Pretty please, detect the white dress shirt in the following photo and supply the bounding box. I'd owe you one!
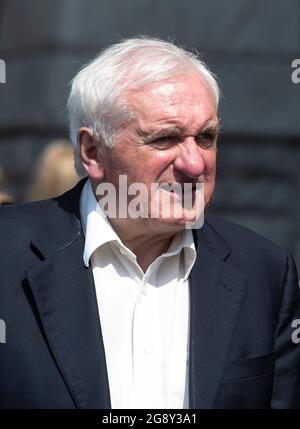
[79,180,197,409]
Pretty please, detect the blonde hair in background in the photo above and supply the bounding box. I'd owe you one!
[0,165,14,205]
[0,192,14,205]
[27,139,79,201]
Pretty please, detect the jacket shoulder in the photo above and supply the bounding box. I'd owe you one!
[204,214,291,263]
[0,199,56,230]
[0,178,85,236]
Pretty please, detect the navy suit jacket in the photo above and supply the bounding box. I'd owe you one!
[0,178,300,409]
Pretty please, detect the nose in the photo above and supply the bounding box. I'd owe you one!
[173,137,205,178]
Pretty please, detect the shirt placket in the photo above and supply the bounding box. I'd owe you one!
[132,269,166,408]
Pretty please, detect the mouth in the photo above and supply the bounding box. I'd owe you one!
[160,184,181,196]
[159,183,200,204]
[160,183,198,192]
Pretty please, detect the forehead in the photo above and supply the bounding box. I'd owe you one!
[124,74,217,130]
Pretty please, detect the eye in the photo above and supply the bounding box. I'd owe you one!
[153,136,172,143]
[149,135,181,149]
[153,135,180,143]
[196,132,217,149]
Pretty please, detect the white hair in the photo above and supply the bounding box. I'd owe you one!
[67,36,220,175]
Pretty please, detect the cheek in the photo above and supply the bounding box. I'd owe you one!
[134,150,173,181]
[204,152,216,176]
[151,150,176,172]
[106,149,134,179]
[107,143,176,184]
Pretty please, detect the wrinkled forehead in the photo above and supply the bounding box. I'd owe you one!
[122,74,217,129]
[124,74,216,114]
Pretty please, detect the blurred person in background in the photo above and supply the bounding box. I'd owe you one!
[0,165,15,205]
[27,139,79,201]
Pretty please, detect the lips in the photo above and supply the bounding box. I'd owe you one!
[160,183,182,194]
[160,182,198,190]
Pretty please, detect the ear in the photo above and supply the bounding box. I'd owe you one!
[77,127,105,180]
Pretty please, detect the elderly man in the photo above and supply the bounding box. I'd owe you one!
[0,37,300,409]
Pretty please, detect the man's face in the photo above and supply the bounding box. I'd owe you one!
[95,73,218,232]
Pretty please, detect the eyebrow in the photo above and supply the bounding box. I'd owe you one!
[137,120,220,141]
[137,126,184,141]
[197,120,220,135]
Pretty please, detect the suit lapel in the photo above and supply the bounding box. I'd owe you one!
[189,224,246,408]
[25,180,111,409]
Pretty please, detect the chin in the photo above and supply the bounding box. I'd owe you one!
[154,212,202,231]
[151,217,187,232]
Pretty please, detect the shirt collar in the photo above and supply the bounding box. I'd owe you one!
[164,228,196,281]
[80,179,197,276]
[80,180,123,266]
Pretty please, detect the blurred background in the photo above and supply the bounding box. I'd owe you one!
[0,0,299,270]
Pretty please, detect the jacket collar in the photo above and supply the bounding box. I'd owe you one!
[188,221,246,408]
[27,178,111,409]
[30,178,87,259]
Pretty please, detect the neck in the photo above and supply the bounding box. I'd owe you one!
[108,217,179,272]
